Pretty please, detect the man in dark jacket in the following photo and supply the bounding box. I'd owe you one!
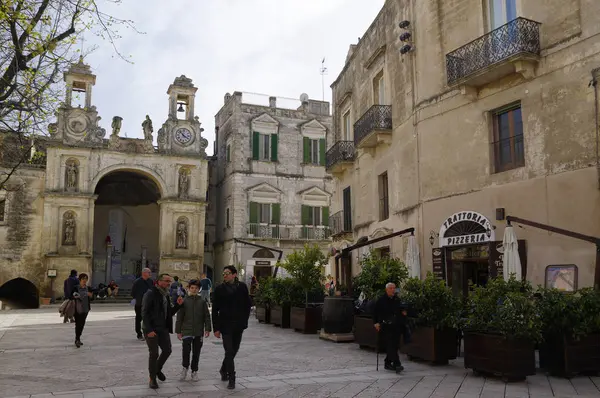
[373,282,407,373]
[131,267,154,340]
[62,270,78,323]
[142,273,183,389]
[212,266,251,390]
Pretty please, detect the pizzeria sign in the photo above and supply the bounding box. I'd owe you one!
[438,211,495,247]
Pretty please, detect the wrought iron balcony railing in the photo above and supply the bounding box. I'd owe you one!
[329,210,352,236]
[354,105,392,148]
[246,223,331,240]
[326,140,355,170]
[446,18,541,86]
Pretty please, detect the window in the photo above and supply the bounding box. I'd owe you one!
[226,208,230,228]
[0,199,5,222]
[492,104,524,173]
[258,203,271,224]
[249,202,280,225]
[489,0,517,30]
[226,144,231,162]
[303,137,326,166]
[378,172,389,221]
[378,246,391,259]
[373,72,385,105]
[252,132,278,161]
[342,187,352,232]
[342,111,351,141]
[301,205,329,239]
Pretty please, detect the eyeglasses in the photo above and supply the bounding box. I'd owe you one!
[222,271,232,275]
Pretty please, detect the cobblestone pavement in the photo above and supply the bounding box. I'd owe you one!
[0,306,599,398]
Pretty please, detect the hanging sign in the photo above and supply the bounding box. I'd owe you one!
[438,211,495,247]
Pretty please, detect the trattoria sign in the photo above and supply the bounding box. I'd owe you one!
[438,211,495,247]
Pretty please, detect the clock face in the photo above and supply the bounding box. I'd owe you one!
[175,128,193,145]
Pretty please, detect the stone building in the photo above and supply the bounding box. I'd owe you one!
[210,92,333,283]
[328,0,600,293]
[0,60,209,305]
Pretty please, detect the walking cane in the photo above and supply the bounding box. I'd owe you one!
[376,329,380,371]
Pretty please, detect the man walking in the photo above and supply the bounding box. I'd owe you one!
[142,273,183,389]
[373,282,407,373]
[212,266,251,390]
[132,268,154,340]
[62,270,78,323]
[199,273,212,305]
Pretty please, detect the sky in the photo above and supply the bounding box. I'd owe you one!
[80,0,385,155]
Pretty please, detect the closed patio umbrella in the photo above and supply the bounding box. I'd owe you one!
[502,226,522,281]
[405,234,421,279]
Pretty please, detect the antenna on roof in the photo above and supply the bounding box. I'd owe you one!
[320,58,328,102]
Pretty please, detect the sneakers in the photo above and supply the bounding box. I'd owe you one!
[149,377,159,389]
[396,364,405,373]
[156,371,166,382]
[137,334,145,341]
[179,367,188,381]
[191,371,198,381]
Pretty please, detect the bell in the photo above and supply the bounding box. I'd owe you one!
[177,103,185,113]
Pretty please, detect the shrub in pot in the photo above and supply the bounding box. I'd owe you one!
[462,277,542,380]
[536,287,600,377]
[254,276,273,324]
[352,251,409,350]
[270,277,303,328]
[281,244,326,334]
[400,273,462,364]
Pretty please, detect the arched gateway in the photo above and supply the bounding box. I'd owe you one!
[32,60,210,297]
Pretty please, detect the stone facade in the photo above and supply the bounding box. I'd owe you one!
[209,92,333,283]
[0,60,209,301]
[328,0,600,290]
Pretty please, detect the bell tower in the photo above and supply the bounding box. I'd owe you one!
[47,58,106,146]
[157,75,208,156]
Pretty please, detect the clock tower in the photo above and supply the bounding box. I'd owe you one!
[157,75,208,156]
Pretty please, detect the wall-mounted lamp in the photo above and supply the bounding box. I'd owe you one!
[428,230,439,246]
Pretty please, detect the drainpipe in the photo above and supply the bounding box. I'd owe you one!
[591,68,600,189]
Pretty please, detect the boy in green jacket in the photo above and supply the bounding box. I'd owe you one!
[175,279,212,381]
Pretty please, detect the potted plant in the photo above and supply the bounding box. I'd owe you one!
[282,245,326,334]
[270,277,303,328]
[353,251,409,350]
[462,277,542,381]
[400,273,462,364]
[536,287,600,377]
[254,276,273,324]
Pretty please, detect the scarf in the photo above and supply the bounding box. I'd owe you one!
[157,286,169,317]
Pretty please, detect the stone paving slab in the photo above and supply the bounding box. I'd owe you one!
[1,307,599,397]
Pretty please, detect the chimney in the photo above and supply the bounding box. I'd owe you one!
[269,96,277,108]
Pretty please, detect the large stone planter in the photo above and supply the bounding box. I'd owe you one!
[400,325,458,365]
[271,304,291,328]
[354,315,381,352]
[539,333,600,377]
[464,332,535,381]
[255,304,270,324]
[322,297,354,334]
[291,305,322,334]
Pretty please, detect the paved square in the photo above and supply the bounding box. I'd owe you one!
[0,305,598,397]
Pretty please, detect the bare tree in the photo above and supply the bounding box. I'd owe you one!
[0,0,140,189]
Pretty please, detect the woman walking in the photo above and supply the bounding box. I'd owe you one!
[71,273,93,348]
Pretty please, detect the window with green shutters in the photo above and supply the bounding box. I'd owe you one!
[303,137,326,166]
[249,202,281,238]
[300,205,329,239]
[252,132,278,161]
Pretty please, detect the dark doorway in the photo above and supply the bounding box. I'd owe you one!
[0,278,40,309]
[446,244,490,298]
[254,266,272,281]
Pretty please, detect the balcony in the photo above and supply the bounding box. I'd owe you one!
[446,18,541,88]
[329,210,352,237]
[326,141,355,176]
[354,105,392,149]
[246,223,331,240]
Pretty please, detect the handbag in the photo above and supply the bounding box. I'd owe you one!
[65,300,76,318]
[58,300,69,315]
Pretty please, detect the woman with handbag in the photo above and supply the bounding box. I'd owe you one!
[71,273,93,348]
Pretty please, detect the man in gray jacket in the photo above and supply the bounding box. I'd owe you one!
[175,279,211,381]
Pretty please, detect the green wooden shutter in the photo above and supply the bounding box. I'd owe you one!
[303,137,310,163]
[319,138,326,166]
[226,145,231,162]
[301,205,310,225]
[322,206,329,226]
[270,134,278,161]
[271,203,281,224]
[249,202,258,223]
[252,132,260,160]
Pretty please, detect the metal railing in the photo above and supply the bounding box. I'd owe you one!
[446,18,541,85]
[325,140,355,169]
[329,210,352,236]
[353,105,392,147]
[246,223,331,240]
[491,134,525,173]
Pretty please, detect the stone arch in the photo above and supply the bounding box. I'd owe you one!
[91,164,167,197]
[175,216,189,249]
[62,210,77,246]
[0,277,39,309]
[253,248,275,258]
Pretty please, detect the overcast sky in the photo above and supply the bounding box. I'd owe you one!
[81,0,384,154]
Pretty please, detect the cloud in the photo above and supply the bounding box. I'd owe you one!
[84,0,384,153]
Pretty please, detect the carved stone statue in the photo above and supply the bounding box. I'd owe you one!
[176,219,188,249]
[142,115,153,141]
[111,116,123,136]
[65,161,78,191]
[178,169,189,198]
[63,212,76,246]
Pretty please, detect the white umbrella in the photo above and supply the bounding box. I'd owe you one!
[502,226,522,281]
[405,235,421,279]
